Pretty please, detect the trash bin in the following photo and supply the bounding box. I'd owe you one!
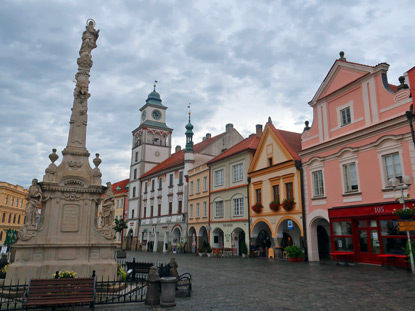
[160,276,177,307]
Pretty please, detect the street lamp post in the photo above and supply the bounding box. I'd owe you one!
[388,176,414,274]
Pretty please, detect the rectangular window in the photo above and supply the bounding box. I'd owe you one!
[255,188,262,205]
[116,200,119,209]
[196,179,200,193]
[268,158,273,166]
[233,198,244,216]
[18,215,21,224]
[332,221,353,252]
[158,178,162,190]
[134,168,137,179]
[190,181,194,195]
[141,207,144,218]
[20,200,22,208]
[178,201,182,214]
[312,170,324,197]
[196,203,200,218]
[10,197,14,206]
[215,169,224,186]
[189,204,193,219]
[2,213,5,222]
[132,187,136,198]
[203,176,208,192]
[8,214,11,223]
[169,174,173,187]
[158,204,161,216]
[343,163,358,192]
[340,107,351,126]
[179,171,183,185]
[286,182,294,200]
[203,201,207,217]
[272,185,280,202]
[135,151,138,162]
[144,182,148,193]
[150,206,153,217]
[169,202,172,215]
[215,201,224,218]
[151,180,155,191]
[383,153,402,182]
[15,198,19,207]
[4,195,8,204]
[233,163,243,182]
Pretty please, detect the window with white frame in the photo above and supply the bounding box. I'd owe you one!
[383,153,402,182]
[203,176,208,191]
[343,162,359,192]
[190,181,194,195]
[312,170,325,197]
[196,179,200,193]
[340,107,351,126]
[196,203,200,218]
[215,169,224,186]
[233,197,244,216]
[10,197,14,206]
[232,163,243,182]
[203,201,207,217]
[215,200,224,218]
[4,195,7,204]
[189,204,193,219]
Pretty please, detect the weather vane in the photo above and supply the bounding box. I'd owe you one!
[188,102,191,116]
[154,80,158,91]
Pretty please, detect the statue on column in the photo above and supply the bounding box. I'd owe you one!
[25,178,42,227]
[101,182,115,228]
[80,20,100,56]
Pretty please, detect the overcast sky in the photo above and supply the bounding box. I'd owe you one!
[1,0,414,188]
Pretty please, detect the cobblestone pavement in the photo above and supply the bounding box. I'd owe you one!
[93,251,415,311]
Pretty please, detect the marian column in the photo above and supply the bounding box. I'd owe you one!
[6,20,118,283]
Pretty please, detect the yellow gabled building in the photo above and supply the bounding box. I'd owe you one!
[248,121,305,257]
[0,182,27,246]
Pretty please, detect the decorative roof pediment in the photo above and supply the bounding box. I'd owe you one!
[310,60,375,106]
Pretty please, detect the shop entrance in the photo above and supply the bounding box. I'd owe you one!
[354,219,381,264]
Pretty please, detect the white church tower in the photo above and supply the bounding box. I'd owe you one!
[125,83,172,249]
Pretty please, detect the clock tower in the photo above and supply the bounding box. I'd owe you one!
[126,85,172,249]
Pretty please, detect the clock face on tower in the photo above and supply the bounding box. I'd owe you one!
[152,109,162,120]
[142,111,146,121]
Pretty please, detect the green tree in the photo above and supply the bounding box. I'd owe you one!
[113,218,128,234]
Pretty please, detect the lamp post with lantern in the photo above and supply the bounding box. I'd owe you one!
[388,176,414,274]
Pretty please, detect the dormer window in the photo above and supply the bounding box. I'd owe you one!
[340,107,351,126]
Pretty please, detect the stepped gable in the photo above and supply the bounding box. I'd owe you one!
[140,132,227,179]
[269,123,301,160]
[208,134,260,164]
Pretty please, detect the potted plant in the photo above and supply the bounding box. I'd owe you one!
[117,263,127,281]
[282,198,295,211]
[251,203,263,214]
[240,240,248,258]
[394,207,415,220]
[284,245,304,262]
[269,200,280,212]
[206,244,213,257]
[0,263,9,279]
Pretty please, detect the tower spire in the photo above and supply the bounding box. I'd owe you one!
[185,103,194,152]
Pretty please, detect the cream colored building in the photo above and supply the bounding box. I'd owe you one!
[0,182,27,245]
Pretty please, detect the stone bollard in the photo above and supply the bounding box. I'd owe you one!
[160,276,177,307]
[145,266,161,306]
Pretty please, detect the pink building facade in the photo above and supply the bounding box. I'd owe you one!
[301,53,415,265]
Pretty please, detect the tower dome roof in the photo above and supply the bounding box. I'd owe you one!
[146,89,162,106]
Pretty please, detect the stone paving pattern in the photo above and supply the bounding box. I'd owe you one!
[90,251,415,311]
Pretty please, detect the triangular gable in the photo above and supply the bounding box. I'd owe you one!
[248,124,300,173]
[310,60,373,106]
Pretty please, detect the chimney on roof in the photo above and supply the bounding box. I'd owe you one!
[267,117,272,124]
[206,133,211,140]
[226,123,233,132]
[175,145,181,153]
[256,124,263,138]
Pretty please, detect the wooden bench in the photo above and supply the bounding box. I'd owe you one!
[23,277,96,310]
[176,272,192,297]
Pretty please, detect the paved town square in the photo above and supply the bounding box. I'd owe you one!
[92,251,415,311]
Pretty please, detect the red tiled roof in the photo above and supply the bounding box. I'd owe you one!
[208,134,260,164]
[112,179,129,195]
[140,132,227,179]
[268,123,301,160]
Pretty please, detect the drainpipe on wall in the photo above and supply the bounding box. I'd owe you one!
[247,176,251,244]
[295,160,308,261]
[208,167,211,243]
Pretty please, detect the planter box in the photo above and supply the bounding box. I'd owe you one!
[288,257,303,262]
